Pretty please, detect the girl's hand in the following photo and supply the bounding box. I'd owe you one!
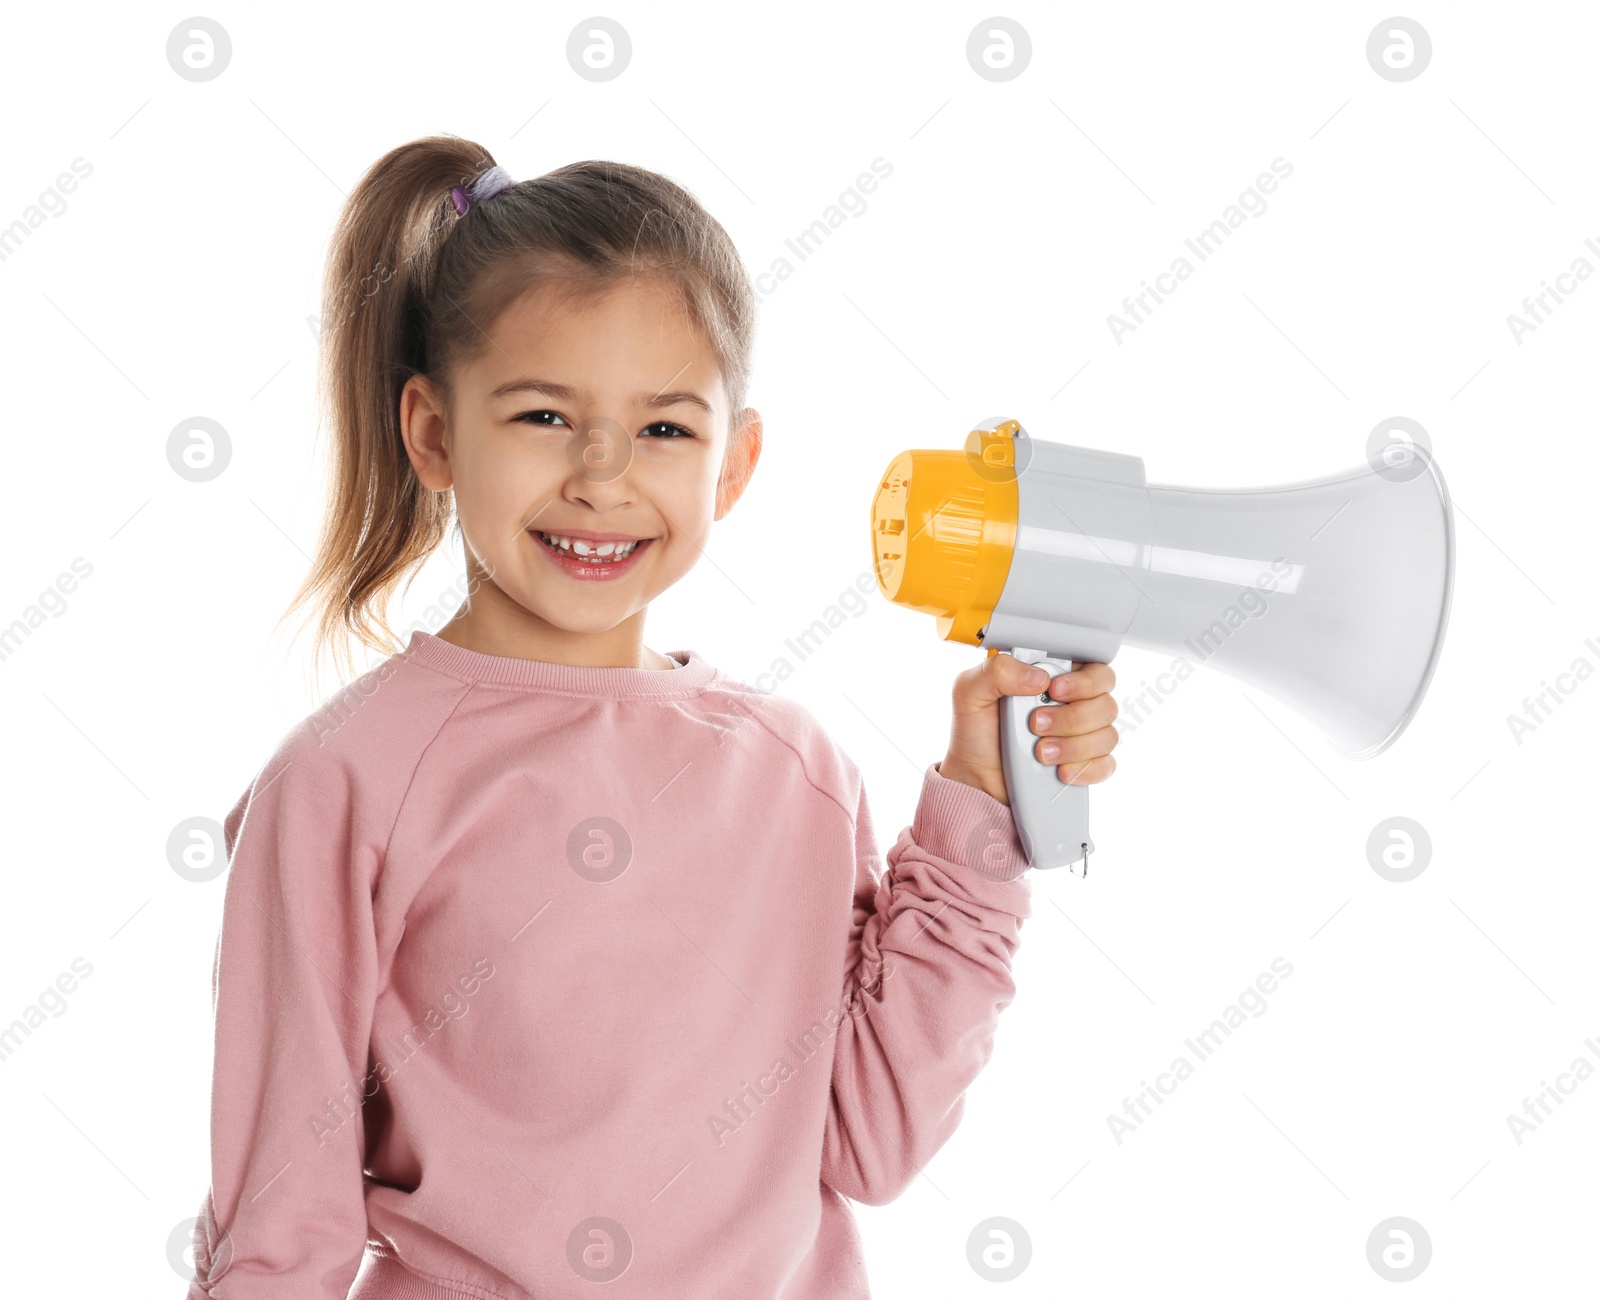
[936,652,1119,807]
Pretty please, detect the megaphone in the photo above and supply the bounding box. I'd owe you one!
[870,418,1454,874]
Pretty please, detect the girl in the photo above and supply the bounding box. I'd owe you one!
[187,135,1118,1300]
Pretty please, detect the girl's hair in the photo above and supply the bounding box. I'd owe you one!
[276,134,757,689]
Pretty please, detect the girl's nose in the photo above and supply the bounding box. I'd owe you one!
[563,415,635,486]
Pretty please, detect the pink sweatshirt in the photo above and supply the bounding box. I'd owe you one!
[187,629,1033,1299]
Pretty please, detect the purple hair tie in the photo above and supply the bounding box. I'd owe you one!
[450,164,516,215]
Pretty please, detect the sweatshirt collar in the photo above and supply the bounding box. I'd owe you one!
[404,630,720,697]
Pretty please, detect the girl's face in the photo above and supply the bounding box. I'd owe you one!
[400,273,760,650]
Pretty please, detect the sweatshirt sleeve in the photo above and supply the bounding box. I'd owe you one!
[821,759,1033,1207]
[187,732,382,1299]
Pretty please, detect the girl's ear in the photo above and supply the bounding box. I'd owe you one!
[715,407,763,519]
[399,373,454,491]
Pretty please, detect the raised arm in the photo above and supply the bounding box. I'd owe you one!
[821,760,1032,1206]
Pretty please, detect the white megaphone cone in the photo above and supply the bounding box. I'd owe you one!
[870,418,1454,874]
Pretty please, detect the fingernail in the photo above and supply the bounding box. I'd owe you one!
[1041,742,1060,760]
[1029,668,1048,688]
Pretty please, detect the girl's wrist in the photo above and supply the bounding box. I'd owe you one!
[935,757,1010,806]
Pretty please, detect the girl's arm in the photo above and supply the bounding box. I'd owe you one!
[821,760,1032,1206]
[188,735,382,1300]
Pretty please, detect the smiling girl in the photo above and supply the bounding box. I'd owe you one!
[186,135,1117,1300]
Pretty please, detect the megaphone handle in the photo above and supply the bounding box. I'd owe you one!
[999,656,1093,874]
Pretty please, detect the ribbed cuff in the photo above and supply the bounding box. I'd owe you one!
[910,761,1031,881]
[348,1250,507,1300]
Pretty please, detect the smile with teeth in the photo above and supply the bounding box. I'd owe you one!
[534,531,646,563]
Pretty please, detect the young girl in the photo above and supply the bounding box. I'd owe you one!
[187,134,1118,1300]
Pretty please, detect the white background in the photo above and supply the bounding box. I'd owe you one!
[1,2,1595,1296]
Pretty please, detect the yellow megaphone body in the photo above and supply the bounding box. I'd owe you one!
[870,417,1454,874]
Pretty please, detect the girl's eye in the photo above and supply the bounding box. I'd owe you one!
[512,412,693,439]
[513,409,569,428]
[642,421,696,440]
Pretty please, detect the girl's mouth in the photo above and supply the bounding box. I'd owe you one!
[530,529,653,581]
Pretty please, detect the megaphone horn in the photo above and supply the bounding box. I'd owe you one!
[870,417,1454,874]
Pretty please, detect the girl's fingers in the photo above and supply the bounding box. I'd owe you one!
[1055,753,1117,786]
[1050,661,1116,700]
[1031,694,1119,738]
[1035,725,1119,766]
